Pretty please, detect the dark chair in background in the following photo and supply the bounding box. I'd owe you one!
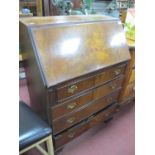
[19,101,54,155]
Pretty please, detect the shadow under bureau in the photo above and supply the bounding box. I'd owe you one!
[19,15,131,152]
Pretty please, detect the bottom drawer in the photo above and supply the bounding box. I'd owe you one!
[54,103,117,149]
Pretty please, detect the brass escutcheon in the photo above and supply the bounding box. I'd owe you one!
[68,85,78,94]
[114,69,121,76]
[68,132,75,138]
[67,102,77,110]
[67,117,76,124]
[109,84,116,90]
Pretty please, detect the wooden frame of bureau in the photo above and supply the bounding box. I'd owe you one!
[118,46,135,107]
[19,15,131,153]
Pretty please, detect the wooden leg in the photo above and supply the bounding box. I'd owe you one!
[46,135,54,155]
[36,144,48,155]
[20,135,54,155]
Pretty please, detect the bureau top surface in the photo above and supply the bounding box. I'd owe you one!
[26,16,130,87]
[20,15,117,26]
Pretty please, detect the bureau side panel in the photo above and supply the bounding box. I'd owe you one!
[118,48,135,103]
[19,22,50,122]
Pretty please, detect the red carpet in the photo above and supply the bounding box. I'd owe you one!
[20,79,135,155]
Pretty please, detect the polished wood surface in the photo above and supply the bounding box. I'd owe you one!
[51,75,123,119]
[19,16,130,150]
[30,19,130,87]
[55,64,125,101]
[20,15,117,26]
[93,77,123,100]
[54,103,117,149]
[52,90,120,134]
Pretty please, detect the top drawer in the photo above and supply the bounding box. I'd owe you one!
[55,64,126,101]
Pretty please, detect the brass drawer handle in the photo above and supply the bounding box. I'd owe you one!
[68,132,76,138]
[109,84,116,90]
[67,117,76,124]
[114,69,121,76]
[68,85,78,94]
[67,102,77,110]
[87,115,95,121]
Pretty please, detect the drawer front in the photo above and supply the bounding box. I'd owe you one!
[51,77,124,120]
[52,90,120,134]
[56,64,126,101]
[93,77,123,100]
[54,103,117,149]
[52,92,93,119]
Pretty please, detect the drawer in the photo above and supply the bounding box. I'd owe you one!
[54,103,117,149]
[52,90,120,134]
[56,64,126,101]
[52,92,93,120]
[51,77,123,120]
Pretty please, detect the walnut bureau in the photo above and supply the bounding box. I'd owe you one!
[19,15,131,152]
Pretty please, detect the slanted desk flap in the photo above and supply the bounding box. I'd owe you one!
[29,17,130,87]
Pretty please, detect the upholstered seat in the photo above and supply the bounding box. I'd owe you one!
[19,101,54,155]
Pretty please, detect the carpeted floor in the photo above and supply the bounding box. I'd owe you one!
[19,78,135,155]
